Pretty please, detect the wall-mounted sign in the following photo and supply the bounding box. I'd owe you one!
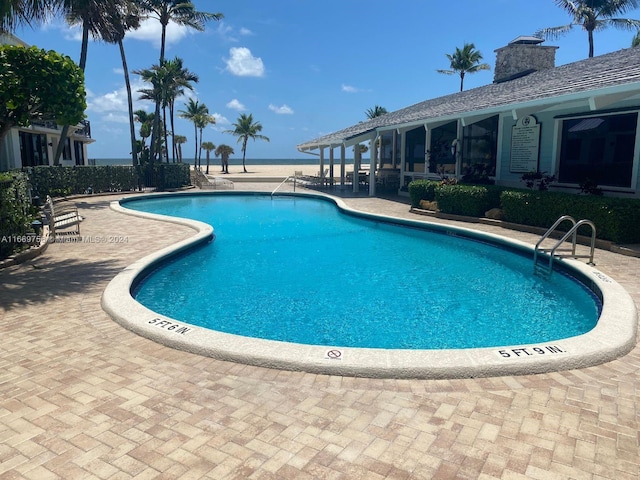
[510,115,540,173]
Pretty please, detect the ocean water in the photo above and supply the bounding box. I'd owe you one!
[91,158,355,167]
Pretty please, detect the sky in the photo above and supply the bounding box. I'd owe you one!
[11,0,640,160]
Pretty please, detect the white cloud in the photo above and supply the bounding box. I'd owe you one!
[86,78,150,117]
[215,22,254,42]
[269,104,294,115]
[226,99,246,111]
[210,113,230,130]
[125,18,189,49]
[341,84,359,93]
[225,47,265,77]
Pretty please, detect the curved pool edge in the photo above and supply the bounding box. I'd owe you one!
[101,191,638,379]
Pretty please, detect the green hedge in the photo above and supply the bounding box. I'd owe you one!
[435,184,497,217]
[408,179,439,207]
[0,171,38,259]
[500,190,640,243]
[408,179,640,243]
[27,163,191,198]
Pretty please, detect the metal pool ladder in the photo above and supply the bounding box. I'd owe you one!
[533,215,596,277]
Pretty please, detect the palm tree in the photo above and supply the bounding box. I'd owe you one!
[52,0,124,164]
[536,0,640,58]
[633,30,640,46]
[215,144,234,174]
[0,0,54,32]
[99,1,141,166]
[138,0,222,63]
[195,113,214,169]
[178,98,208,166]
[163,58,198,162]
[437,43,490,92]
[365,105,388,119]
[200,141,215,174]
[224,113,269,173]
[138,1,222,162]
[174,134,187,162]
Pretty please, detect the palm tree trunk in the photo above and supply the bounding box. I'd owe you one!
[588,29,594,58]
[119,39,138,167]
[169,101,176,162]
[459,72,465,92]
[242,138,248,173]
[162,105,169,162]
[193,124,198,167]
[198,127,203,169]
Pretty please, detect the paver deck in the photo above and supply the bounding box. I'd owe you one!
[1,185,639,479]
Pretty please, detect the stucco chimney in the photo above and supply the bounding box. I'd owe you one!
[494,36,558,83]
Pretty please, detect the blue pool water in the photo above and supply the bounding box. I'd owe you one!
[126,194,600,350]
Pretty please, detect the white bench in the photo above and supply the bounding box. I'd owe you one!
[45,195,82,238]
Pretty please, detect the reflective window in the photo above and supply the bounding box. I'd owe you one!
[559,112,637,188]
[428,121,457,175]
[461,115,498,179]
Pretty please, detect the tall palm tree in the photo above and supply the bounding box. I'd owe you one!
[215,144,234,174]
[178,98,208,166]
[52,0,124,164]
[365,105,388,119]
[162,57,198,162]
[138,1,222,162]
[174,134,187,162]
[200,141,215,174]
[224,113,269,173]
[437,43,490,92]
[536,0,640,58]
[98,1,141,166]
[0,0,54,32]
[195,113,214,169]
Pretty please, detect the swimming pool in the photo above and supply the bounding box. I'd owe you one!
[102,192,637,378]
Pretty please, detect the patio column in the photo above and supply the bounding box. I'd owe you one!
[369,137,376,197]
[329,147,334,187]
[319,147,325,186]
[353,145,360,194]
[340,144,346,186]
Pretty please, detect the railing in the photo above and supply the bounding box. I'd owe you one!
[271,175,293,197]
[533,215,596,276]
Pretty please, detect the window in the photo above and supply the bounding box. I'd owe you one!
[558,112,637,188]
[63,138,72,161]
[405,126,425,173]
[19,132,49,166]
[379,132,394,168]
[461,115,498,179]
[428,121,457,175]
[74,141,84,165]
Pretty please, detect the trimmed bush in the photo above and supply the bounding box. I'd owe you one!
[500,190,640,243]
[27,163,191,198]
[408,179,439,207]
[0,171,37,259]
[435,184,495,217]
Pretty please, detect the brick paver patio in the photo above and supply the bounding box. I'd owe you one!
[1,186,638,479]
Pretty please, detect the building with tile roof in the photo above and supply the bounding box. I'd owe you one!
[298,37,640,197]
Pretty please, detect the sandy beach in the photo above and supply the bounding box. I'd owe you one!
[204,162,350,178]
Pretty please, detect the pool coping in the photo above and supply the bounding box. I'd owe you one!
[101,191,638,379]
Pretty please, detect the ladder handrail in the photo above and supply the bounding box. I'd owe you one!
[534,215,576,251]
[533,215,597,275]
[546,219,597,266]
[271,175,293,197]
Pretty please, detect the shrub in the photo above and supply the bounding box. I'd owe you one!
[408,179,439,207]
[435,184,495,217]
[27,163,191,198]
[500,190,640,243]
[0,171,38,260]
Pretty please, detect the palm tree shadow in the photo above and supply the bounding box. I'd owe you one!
[0,257,122,310]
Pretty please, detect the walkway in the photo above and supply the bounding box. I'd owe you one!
[1,186,639,479]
